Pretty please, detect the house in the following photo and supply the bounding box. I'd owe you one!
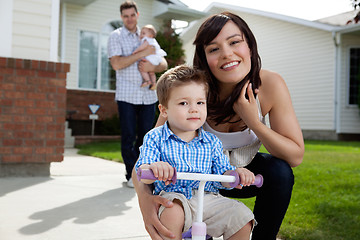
[0,0,205,136]
[60,0,205,136]
[0,0,205,176]
[1,0,359,144]
[180,3,360,140]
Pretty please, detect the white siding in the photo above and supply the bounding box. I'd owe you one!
[63,0,164,89]
[12,0,52,61]
[244,14,336,131]
[338,34,360,133]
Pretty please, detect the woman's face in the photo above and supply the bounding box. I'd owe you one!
[204,21,251,87]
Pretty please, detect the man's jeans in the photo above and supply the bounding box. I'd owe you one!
[117,101,156,180]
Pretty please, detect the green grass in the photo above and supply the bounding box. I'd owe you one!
[76,141,123,162]
[76,140,360,240]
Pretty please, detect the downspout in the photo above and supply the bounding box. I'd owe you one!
[50,0,60,62]
[332,31,341,137]
[60,3,67,62]
[0,0,13,57]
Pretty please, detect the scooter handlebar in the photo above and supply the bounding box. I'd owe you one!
[137,168,263,188]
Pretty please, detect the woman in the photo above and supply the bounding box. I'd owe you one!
[132,12,304,240]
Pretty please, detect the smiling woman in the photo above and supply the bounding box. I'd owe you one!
[133,11,304,240]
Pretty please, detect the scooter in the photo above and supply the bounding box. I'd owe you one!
[137,168,263,240]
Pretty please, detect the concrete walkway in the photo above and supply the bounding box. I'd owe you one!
[0,148,149,240]
[0,148,281,240]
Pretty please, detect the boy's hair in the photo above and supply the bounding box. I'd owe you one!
[142,24,157,37]
[156,65,208,107]
[120,1,138,14]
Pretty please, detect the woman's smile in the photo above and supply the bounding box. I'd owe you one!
[221,60,241,70]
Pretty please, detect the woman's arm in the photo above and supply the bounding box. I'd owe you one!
[155,114,167,127]
[131,168,175,239]
[234,70,304,167]
[131,114,173,239]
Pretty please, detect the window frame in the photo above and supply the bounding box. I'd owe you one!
[77,20,121,92]
[347,46,360,107]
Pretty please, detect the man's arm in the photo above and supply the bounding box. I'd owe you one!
[139,57,168,73]
[109,43,156,71]
[133,40,149,55]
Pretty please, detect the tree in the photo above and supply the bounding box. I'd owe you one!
[350,0,360,9]
[347,0,360,24]
[155,20,185,71]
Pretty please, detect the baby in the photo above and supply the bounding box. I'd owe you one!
[133,24,167,90]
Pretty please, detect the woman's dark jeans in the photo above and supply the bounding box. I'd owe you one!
[219,152,294,240]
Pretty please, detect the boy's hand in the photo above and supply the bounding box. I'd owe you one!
[235,168,255,189]
[149,162,175,185]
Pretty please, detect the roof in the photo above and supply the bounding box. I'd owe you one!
[181,2,360,39]
[60,0,96,5]
[316,10,359,26]
[60,0,206,22]
[153,1,206,21]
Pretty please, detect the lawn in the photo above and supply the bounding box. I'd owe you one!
[76,140,360,240]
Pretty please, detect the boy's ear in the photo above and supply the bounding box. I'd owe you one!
[158,104,168,118]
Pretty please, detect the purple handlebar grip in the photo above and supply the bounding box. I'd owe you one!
[137,168,177,184]
[228,170,240,188]
[254,174,264,188]
[226,170,263,188]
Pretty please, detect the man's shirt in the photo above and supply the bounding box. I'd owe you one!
[108,27,157,105]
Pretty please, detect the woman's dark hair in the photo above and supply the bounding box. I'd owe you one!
[193,12,262,125]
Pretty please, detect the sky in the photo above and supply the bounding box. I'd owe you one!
[180,0,355,21]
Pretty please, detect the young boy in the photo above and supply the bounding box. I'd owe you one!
[135,65,256,240]
[133,24,167,90]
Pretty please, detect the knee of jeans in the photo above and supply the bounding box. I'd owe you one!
[265,157,294,188]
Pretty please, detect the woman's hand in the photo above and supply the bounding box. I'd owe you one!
[132,168,175,239]
[139,193,176,239]
[233,81,260,130]
[235,167,255,189]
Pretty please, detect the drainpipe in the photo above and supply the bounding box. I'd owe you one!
[0,0,13,57]
[332,31,341,137]
[60,3,67,62]
[50,0,60,62]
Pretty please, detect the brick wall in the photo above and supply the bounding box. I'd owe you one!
[66,89,117,121]
[0,57,70,176]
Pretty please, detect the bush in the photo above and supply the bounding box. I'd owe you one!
[100,114,121,135]
[156,20,185,72]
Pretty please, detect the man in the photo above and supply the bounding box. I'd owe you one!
[107,1,168,188]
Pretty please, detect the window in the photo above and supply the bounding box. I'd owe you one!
[78,21,121,90]
[79,31,98,89]
[349,48,360,105]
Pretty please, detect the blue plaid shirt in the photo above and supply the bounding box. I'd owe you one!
[107,26,157,105]
[135,122,236,199]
